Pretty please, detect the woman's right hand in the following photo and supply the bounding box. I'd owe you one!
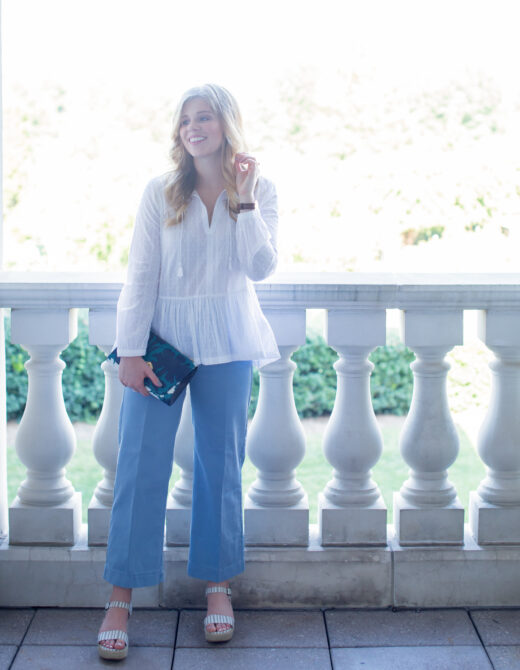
[118,356,162,396]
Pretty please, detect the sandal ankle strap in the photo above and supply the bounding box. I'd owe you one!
[105,600,133,617]
[205,586,232,597]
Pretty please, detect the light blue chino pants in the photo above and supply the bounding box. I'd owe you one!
[103,360,253,588]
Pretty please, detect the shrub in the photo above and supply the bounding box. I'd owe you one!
[5,319,29,420]
[61,318,107,422]
[5,316,414,422]
[293,334,339,417]
[248,332,414,418]
[369,336,415,415]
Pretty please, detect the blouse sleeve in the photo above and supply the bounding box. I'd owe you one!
[114,178,162,356]
[234,177,278,281]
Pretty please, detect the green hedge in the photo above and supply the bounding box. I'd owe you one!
[4,316,414,422]
[248,333,414,418]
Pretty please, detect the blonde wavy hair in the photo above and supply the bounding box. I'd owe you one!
[164,84,246,225]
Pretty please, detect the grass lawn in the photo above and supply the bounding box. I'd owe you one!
[6,415,485,526]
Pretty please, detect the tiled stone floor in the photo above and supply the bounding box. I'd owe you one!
[1,607,520,669]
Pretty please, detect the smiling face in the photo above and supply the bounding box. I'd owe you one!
[179,97,225,160]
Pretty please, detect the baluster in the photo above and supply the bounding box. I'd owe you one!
[244,309,308,546]
[469,309,520,544]
[394,309,464,545]
[8,309,82,545]
[166,388,194,545]
[87,309,123,545]
[319,308,387,545]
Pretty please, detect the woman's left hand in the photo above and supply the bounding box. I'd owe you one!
[234,152,259,202]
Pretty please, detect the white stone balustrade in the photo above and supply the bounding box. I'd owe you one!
[8,308,82,545]
[244,308,308,545]
[87,309,123,545]
[394,309,465,545]
[319,308,387,545]
[166,388,195,545]
[469,309,520,544]
[4,274,520,608]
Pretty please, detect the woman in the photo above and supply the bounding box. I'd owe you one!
[97,83,280,660]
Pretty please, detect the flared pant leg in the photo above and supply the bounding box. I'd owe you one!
[187,360,253,582]
[103,386,185,588]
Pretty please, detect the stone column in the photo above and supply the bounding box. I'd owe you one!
[166,387,194,545]
[8,309,82,545]
[469,309,520,544]
[394,309,464,545]
[319,308,387,545]
[244,309,308,546]
[87,309,123,545]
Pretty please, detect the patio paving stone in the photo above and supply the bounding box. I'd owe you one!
[470,609,520,645]
[331,645,493,669]
[10,644,173,669]
[0,645,18,670]
[326,608,480,647]
[23,607,177,646]
[122,608,178,647]
[172,647,332,669]
[0,609,34,645]
[486,645,520,670]
[176,609,328,648]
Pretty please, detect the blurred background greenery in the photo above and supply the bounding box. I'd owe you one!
[3,2,519,275]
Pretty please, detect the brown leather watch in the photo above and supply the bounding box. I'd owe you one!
[238,202,256,211]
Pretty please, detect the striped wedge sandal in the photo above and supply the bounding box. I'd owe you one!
[204,586,235,642]
[98,600,133,660]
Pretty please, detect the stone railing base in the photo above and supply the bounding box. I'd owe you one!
[2,524,520,608]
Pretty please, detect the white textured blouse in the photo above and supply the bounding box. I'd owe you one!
[114,172,280,368]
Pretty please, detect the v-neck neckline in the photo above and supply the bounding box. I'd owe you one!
[194,190,227,233]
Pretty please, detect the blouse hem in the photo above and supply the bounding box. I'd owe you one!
[195,351,280,368]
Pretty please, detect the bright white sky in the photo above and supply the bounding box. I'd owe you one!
[3,0,520,103]
[2,0,520,274]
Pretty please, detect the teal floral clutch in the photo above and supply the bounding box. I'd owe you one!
[108,331,198,405]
